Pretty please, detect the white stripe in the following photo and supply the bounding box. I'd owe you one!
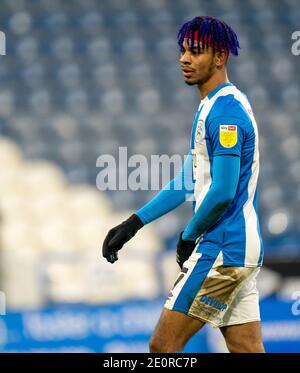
[212,250,224,268]
[230,90,261,266]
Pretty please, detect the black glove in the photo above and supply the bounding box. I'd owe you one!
[102,214,144,264]
[176,232,196,269]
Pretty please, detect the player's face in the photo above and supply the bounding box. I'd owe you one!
[179,38,216,86]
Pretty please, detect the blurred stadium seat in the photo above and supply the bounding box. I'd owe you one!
[0,137,162,308]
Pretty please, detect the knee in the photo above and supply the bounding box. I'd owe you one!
[149,335,184,353]
[226,340,265,353]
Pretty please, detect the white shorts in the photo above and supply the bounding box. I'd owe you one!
[164,251,261,328]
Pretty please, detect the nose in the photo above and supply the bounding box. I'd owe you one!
[179,50,191,65]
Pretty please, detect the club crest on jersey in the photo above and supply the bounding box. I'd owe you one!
[219,124,237,148]
[195,120,205,144]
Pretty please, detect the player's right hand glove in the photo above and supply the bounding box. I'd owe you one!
[176,232,196,269]
[102,214,144,264]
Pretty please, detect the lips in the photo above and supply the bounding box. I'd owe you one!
[181,68,194,73]
[182,70,194,77]
[181,67,194,77]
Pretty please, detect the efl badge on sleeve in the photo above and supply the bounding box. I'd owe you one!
[219,125,237,148]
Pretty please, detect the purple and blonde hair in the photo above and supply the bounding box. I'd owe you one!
[177,16,240,56]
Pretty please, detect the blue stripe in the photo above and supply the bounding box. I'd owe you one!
[173,251,220,313]
[190,111,199,149]
[205,120,213,180]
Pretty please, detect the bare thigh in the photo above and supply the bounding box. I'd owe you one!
[149,307,205,353]
[220,321,265,353]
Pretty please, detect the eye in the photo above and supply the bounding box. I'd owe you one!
[191,48,201,55]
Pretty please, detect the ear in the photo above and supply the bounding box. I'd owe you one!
[215,49,229,67]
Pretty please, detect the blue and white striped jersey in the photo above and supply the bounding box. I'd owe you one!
[191,82,263,267]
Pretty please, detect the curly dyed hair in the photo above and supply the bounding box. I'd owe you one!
[177,16,240,56]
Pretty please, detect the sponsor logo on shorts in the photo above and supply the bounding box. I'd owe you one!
[200,295,228,312]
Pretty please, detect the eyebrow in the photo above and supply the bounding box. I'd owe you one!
[181,44,200,50]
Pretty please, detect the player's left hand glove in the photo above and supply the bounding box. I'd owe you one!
[102,214,144,264]
[176,232,196,269]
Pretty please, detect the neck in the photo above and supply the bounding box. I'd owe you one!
[198,69,229,100]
